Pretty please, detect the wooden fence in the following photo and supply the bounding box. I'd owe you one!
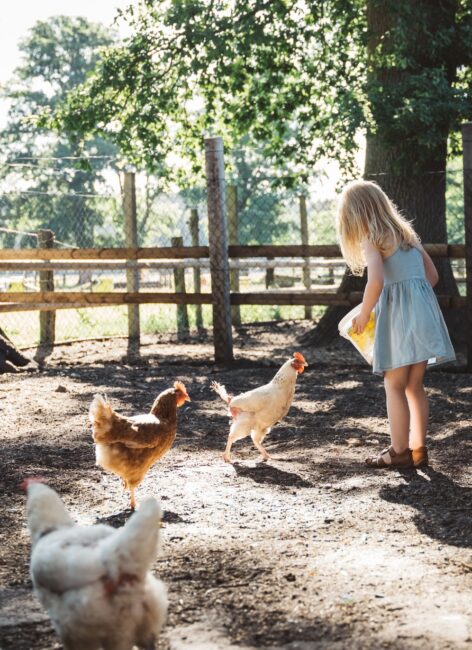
[0,129,471,368]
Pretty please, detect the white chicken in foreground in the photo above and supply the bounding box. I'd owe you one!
[24,479,167,650]
[212,352,308,462]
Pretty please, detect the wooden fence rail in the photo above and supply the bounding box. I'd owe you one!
[0,290,466,311]
[0,127,470,365]
[0,243,466,261]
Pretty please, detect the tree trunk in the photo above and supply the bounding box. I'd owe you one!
[364,140,457,299]
[303,0,461,346]
[0,331,31,371]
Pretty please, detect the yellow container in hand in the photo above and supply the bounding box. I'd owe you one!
[338,305,376,365]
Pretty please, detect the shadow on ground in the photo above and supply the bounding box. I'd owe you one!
[232,462,314,488]
[380,466,472,548]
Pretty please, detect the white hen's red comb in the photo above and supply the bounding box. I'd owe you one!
[293,352,307,365]
[20,476,46,491]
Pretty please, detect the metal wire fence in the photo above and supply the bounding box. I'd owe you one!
[0,155,467,349]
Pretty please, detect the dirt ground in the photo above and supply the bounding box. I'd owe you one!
[0,321,471,650]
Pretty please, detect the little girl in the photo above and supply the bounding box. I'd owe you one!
[337,180,455,469]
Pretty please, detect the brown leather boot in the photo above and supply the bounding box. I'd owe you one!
[411,446,428,468]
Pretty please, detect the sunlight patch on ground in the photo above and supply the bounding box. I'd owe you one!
[168,619,256,649]
[434,420,471,440]
[335,380,363,390]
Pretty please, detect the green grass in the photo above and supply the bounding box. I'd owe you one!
[1,302,325,348]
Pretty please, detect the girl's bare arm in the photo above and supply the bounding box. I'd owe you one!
[352,241,384,334]
[413,239,439,287]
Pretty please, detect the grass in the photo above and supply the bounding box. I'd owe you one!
[1,303,326,349]
[0,270,330,348]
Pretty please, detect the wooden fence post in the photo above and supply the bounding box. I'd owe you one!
[38,229,55,347]
[299,195,312,319]
[171,236,189,338]
[188,209,204,330]
[123,171,140,355]
[462,122,472,371]
[204,136,234,363]
[226,184,241,326]
[265,258,275,289]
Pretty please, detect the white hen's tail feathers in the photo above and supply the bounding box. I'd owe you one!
[89,394,115,435]
[211,381,232,404]
[101,498,162,579]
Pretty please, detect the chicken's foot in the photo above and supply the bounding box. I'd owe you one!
[251,428,272,462]
[253,439,271,462]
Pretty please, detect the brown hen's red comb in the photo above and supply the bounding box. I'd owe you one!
[20,476,46,491]
[174,381,188,394]
[293,352,307,365]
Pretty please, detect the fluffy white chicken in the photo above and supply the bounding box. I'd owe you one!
[24,479,167,650]
[212,352,308,462]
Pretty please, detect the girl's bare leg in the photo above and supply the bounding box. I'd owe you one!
[405,361,428,449]
[383,366,410,462]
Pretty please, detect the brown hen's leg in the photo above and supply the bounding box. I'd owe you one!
[129,487,136,511]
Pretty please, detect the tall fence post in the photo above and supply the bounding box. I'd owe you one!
[226,184,241,326]
[171,236,189,339]
[462,122,472,371]
[265,260,275,289]
[123,171,140,356]
[204,136,234,363]
[188,209,204,330]
[38,229,55,347]
[299,195,312,319]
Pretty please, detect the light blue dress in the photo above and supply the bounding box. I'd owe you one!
[373,246,455,375]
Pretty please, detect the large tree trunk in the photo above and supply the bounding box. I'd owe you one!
[303,0,461,346]
[364,140,458,299]
[0,329,32,372]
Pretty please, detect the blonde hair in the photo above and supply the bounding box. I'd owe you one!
[337,180,417,276]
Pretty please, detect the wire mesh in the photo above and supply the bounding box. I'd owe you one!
[0,155,467,350]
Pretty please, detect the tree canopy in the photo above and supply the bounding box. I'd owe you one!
[0,16,117,247]
[51,0,471,180]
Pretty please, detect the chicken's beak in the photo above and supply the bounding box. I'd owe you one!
[185,394,191,402]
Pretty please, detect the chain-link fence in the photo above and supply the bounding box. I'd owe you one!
[0,153,467,350]
[224,160,467,327]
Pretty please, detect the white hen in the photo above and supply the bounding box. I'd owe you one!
[212,352,308,462]
[24,480,167,650]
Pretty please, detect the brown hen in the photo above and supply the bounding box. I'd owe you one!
[90,381,190,509]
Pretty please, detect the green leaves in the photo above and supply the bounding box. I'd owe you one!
[0,16,119,248]
[48,0,472,180]
[364,0,472,171]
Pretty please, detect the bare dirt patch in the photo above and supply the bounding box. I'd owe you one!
[0,322,471,649]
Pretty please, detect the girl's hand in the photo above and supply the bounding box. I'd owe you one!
[352,312,370,334]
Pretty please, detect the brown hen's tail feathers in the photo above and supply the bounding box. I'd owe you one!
[89,394,115,434]
[211,381,233,404]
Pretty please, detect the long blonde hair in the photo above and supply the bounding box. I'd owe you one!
[337,180,416,276]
